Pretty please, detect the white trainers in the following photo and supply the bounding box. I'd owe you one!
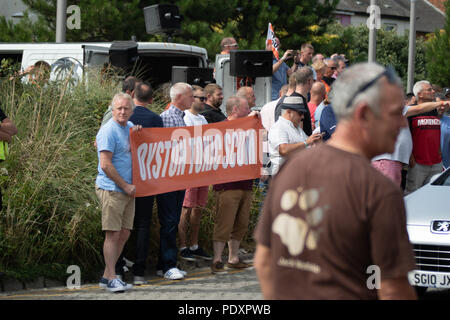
[164,267,186,280]
[106,278,126,293]
[157,269,187,278]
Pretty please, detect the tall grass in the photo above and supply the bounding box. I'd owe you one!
[0,68,264,282]
[0,69,119,280]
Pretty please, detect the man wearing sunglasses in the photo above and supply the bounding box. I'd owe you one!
[178,85,212,262]
[322,59,338,87]
[255,63,417,300]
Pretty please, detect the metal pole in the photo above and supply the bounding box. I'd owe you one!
[407,0,417,93]
[368,0,377,63]
[56,0,67,43]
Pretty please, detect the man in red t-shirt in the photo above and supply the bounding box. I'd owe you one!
[405,80,443,194]
[307,81,326,129]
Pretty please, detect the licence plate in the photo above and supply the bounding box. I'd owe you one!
[408,270,450,288]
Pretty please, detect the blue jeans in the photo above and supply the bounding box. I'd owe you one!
[131,195,155,276]
[156,190,185,273]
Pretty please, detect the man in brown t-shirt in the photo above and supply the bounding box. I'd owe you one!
[254,63,417,300]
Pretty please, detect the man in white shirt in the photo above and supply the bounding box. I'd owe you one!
[178,85,212,262]
[269,96,322,176]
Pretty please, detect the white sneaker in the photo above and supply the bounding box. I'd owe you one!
[106,278,126,293]
[117,278,133,290]
[123,257,134,268]
[157,269,187,278]
[164,267,185,280]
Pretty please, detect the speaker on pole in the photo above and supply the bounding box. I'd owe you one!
[172,66,215,87]
[144,4,183,35]
[229,50,273,78]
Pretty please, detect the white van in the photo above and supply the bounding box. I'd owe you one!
[0,41,208,87]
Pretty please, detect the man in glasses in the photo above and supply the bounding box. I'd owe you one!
[220,37,239,54]
[322,59,338,87]
[178,85,212,262]
[255,62,417,300]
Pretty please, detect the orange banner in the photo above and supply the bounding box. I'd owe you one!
[130,115,264,197]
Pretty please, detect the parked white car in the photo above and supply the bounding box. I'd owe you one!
[405,168,450,294]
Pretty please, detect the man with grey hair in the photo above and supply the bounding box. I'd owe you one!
[255,63,417,299]
[405,80,443,194]
[322,58,337,86]
[332,55,347,78]
[156,82,194,280]
[96,93,139,292]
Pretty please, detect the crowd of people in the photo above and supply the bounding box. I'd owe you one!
[94,36,450,298]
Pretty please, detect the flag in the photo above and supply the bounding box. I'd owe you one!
[266,23,279,60]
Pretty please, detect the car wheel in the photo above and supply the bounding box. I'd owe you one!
[414,286,427,298]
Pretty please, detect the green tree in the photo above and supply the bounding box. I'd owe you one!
[425,0,450,87]
[0,11,53,42]
[13,1,338,61]
[22,0,151,41]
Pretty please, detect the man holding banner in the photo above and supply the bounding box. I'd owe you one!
[211,96,254,274]
[95,93,137,293]
[156,82,194,280]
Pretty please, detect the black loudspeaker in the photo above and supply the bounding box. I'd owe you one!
[109,41,138,70]
[144,4,182,35]
[172,66,215,87]
[230,50,273,78]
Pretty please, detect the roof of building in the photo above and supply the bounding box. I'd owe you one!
[334,0,446,33]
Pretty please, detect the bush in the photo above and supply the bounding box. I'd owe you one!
[0,69,119,281]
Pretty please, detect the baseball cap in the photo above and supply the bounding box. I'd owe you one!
[281,96,308,114]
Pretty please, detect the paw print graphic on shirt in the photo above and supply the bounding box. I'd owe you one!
[272,187,327,256]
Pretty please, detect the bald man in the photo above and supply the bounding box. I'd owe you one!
[307,82,326,128]
[236,86,256,109]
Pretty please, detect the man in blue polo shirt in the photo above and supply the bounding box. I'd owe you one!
[96,93,138,293]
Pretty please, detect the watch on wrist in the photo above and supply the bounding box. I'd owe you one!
[304,141,308,148]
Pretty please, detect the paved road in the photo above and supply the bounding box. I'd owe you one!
[0,262,262,300]
[0,255,449,300]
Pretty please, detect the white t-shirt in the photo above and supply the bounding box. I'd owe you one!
[268,117,308,175]
[372,106,412,164]
[183,110,208,126]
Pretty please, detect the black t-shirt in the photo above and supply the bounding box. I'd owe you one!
[274,93,312,136]
[200,104,227,124]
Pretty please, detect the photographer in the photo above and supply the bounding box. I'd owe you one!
[267,37,299,101]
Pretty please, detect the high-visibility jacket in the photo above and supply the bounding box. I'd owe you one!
[0,141,8,161]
